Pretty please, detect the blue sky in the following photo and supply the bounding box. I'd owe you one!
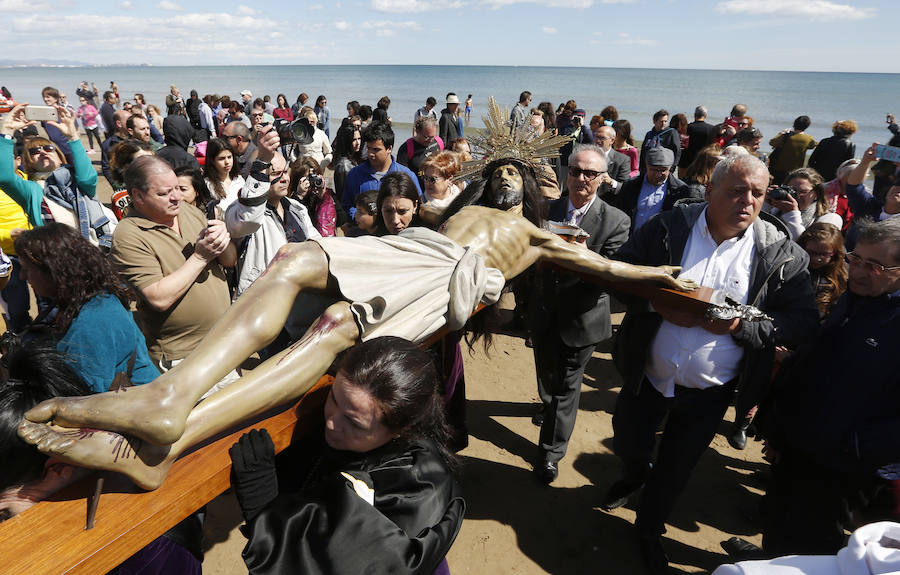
[2,0,897,72]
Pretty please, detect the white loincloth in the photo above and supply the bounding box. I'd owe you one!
[313,227,505,343]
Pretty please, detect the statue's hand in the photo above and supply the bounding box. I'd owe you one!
[657,266,698,292]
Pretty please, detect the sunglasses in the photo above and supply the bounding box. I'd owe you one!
[28,145,57,155]
[567,166,605,181]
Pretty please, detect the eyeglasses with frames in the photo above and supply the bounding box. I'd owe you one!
[806,249,835,259]
[845,252,900,275]
[423,175,444,184]
[567,166,606,181]
[28,145,57,155]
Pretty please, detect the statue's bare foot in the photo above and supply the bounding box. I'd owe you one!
[18,421,175,491]
[24,383,189,446]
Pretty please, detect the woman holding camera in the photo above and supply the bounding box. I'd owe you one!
[764,167,828,241]
[290,156,346,237]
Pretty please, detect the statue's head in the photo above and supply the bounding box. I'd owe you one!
[439,157,547,228]
[486,162,525,211]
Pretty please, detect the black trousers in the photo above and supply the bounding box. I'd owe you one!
[533,330,596,463]
[612,377,735,537]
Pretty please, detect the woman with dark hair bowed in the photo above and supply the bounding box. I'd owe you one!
[808,120,858,182]
[230,336,464,575]
[0,103,114,247]
[14,223,160,393]
[797,221,848,320]
[376,172,422,235]
[669,113,690,156]
[204,137,244,211]
[599,105,618,126]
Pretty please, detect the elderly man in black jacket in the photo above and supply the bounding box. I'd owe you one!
[603,154,819,574]
[531,145,631,484]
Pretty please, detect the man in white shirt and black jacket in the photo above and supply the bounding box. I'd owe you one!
[602,154,819,574]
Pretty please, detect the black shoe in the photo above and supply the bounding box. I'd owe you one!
[531,407,544,427]
[728,426,748,450]
[535,458,558,484]
[728,416,753,450]
[638,536,669,575]
[601,478,644,511]
[721,537,766,560]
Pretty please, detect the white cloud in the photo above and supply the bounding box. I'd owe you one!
[372,0,463,12]
[361,19,422,37]
[309,4,324,9]
[6,12,320,64]
[0,0,49,10]
[484,0,632,8]
[542,26,557,34]
[236,4,255,15]
[614,32,657,46]
[119,0,133,7]
[335,20,351,31]
[715,0,875,21]
[157,0,183,11]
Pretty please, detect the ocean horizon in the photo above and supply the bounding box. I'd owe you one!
[3,64,898,151]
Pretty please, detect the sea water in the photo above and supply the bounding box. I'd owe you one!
[3,65,898,149]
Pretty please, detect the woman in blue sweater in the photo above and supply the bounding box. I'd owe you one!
[14,223,158,392]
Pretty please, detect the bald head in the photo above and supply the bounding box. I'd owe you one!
[113,110,131,136]
[125,155,175,194]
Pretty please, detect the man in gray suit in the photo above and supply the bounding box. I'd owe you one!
[531,145,631,484]
[594,125,633,202]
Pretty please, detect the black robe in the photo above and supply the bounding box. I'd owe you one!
[242,436,464,575]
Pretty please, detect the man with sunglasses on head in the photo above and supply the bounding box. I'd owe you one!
[724,215,900,564]
[610,147,700,232]
[531,145,631,484]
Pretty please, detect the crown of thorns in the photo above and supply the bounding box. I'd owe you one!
[453,96,573,184]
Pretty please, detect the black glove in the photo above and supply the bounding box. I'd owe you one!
[229,428,278,523]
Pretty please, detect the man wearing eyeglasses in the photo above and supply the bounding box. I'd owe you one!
[605,154,818,574]
[722,216,900,563]
[531,145,631,484]
[610,147,700,232]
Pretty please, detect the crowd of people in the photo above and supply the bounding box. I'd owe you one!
[0,79,899,575]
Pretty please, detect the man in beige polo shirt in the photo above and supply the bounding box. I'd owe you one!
[112,155,237,380]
